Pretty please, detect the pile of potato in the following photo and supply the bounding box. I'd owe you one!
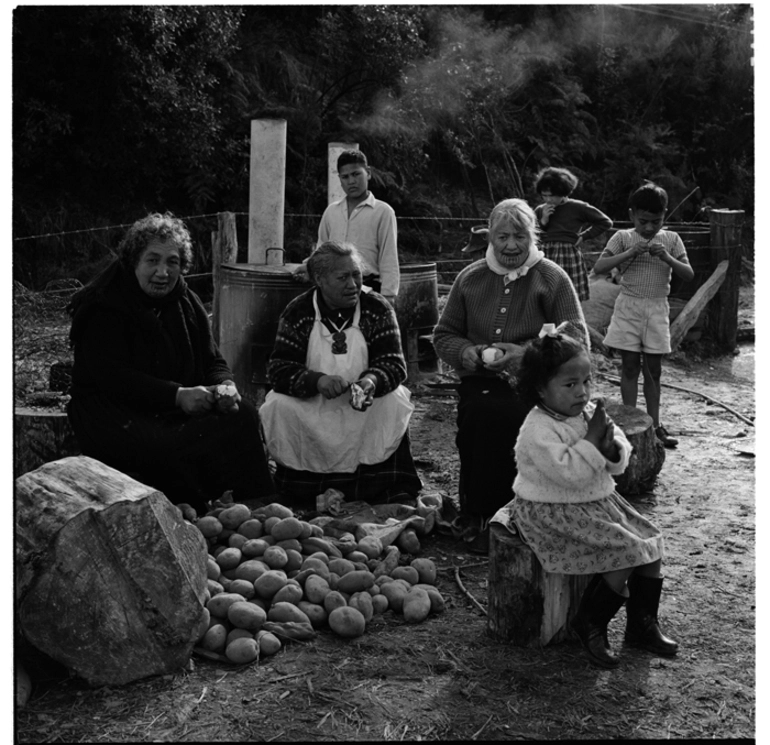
[191,502,446,665]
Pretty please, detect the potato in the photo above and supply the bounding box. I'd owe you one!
[229,579,256,600]
[248,597,268,612]
[237,518,264,539]
[201,623,228,653]
[323,590,348,614]
[219,576,233,591]
[373,545,400,577]
[228,600,267,632]
[391,566,420,585]
[216,547,243,571]
[271,582,304,606]
[255,502,294,520]
[218,504,252,530]
[371,594,389,614]
[395,528,421,555]
[301,537,342,558]
[262,516,281,535]
[256,630,282,656]
[225,636,259,664]
[217,528,236,544]
[380,582,408,613]
[297,601,328,628]
[328,558,356,576]
[228,533,248,550]
[207,579,224,597]
[276,538,304,554]
[262,545,289,570]
[234,559,270,583]
[284,548,304,574]
[197,516,223,539]
[207,592,248,618]
[402,587,431,623]
[414,584,446,614]
[366,584,381,596]
[303,551,330,565]
[410,558,437,585]
[357,535,383,560]
[254,570,288,600]
[328,606,366,638]
[298,521,314,539]
[299,557,331,580]
[304,574,331,604]
[336,570,375,595]
[349,592,374,623]
[206,556,222,581]
[270,516,304,542]
[226,628,254,646]
[195,606,211,642]
[346,550,370,564]
[241,538,271,558]
[268,601,312,626]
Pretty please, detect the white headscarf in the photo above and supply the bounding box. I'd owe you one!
[484,242,544,284]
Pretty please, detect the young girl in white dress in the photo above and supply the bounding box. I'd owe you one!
[492,322,679,668]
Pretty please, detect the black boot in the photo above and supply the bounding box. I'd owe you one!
[570,575,627,669]
[624,574,679,656]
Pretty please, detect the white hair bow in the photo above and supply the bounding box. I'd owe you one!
[538,321,570,339]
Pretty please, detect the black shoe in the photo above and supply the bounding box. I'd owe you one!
[655,425,678,449]
[570,576,627,669]
[624,574,679,656]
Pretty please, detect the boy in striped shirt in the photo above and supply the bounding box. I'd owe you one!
[593,183,694,448]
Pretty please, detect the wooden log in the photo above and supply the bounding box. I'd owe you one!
[487,524,591,647]
[14,408,82,478]
[16,456,208,687]
[606,403,665,495]
[212,211,239,345]
[707,209,744,352]
[669,260,728,352]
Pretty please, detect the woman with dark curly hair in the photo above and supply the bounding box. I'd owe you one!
[67,212,276,514]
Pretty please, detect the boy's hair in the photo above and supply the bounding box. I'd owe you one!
[337,149,368,171]
[534,167,579,197]
[513,324,588,407]
[629,182,668,213]
[488,198,539,248]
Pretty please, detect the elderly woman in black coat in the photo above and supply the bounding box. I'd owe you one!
[67,212,276,514]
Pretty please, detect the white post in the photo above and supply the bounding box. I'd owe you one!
[328,142,359,204]
[248,119,287,264]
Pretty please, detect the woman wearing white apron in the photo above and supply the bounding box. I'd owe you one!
[260,241,422,506]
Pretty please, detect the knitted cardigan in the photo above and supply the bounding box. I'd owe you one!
[432,257,588,378]
[267,287,406,398]
[514,404,631,504]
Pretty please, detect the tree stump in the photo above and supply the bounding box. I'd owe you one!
[16,456,208,687]
[606,403,665,495]
[14,408,82,477]
[487,524,591,647]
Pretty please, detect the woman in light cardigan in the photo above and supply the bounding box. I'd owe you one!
[432,198,587,552]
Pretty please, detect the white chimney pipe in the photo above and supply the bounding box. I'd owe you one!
[248,119,287,264]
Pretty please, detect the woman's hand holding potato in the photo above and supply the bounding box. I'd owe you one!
[176,386,215,416]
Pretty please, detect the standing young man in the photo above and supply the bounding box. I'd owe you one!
[294,150,399,304]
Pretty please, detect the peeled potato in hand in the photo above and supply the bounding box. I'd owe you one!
[482,347,504,364]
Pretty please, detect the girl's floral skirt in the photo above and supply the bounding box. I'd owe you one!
[510,492,664,574]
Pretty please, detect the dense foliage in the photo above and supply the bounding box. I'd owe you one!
[13,5,753,288]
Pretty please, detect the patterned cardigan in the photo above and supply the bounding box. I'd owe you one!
[267,288,407,398]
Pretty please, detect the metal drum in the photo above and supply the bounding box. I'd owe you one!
[394,262,440,379]
[217,263,307,405]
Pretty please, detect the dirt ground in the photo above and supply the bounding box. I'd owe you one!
[13,289,756,742]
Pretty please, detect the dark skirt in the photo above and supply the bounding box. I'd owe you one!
[456,375,532,519]
[67,394,276,512]
[541,241,590,301]
[271,431,422,509]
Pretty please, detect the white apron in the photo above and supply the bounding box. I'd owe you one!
[260,292,414,473]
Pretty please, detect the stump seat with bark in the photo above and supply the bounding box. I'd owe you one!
[605,402,665,495]
[487,524,591,647]
[14,407,81,477]
[15,456,208,687]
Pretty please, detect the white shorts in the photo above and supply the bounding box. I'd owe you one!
[603,294,671,355]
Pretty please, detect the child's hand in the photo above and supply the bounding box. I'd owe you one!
[541,203,556,224]
[631,241,650,256]
[648,243,670,263]
[584,398,609,448]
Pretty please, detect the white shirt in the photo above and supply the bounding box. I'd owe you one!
[317,192,400,297]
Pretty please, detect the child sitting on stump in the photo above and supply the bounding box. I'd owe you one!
[492,323,679,668]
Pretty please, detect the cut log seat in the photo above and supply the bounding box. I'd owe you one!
[14,408,81,477]
[15,456,208,687]
[487,524,591,647]
[606,403,665,495]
